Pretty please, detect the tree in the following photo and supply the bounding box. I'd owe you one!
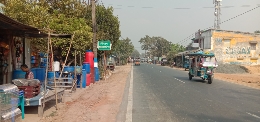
[2,0,93,65]
[131,49,140,57]
[139,36,171,57]
[113,37,134,65]
[166,43,186,62]
[170,44,186,52]
[85,4,121,59]
[2,0,50,29]
[140,53,145,58]
[255,30,260,33]
[139,35,153,51]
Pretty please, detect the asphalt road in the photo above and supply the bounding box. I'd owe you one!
[129,63,260,122]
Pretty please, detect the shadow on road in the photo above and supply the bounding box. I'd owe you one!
[175,76,208,84]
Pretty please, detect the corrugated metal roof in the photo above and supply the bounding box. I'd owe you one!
[0,13,39,32]
[0,12,49,38]
[0,13,71,38]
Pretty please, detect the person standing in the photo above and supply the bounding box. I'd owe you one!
[20,64,34,79]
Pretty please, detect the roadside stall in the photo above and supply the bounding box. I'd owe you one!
[0,13,70,119]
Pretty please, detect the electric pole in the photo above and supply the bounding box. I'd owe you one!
[92,0,97,58]
[213,0,222,29]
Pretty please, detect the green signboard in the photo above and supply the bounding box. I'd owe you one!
[97,40,111,50]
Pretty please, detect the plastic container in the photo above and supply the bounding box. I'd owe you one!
[94,67,99,81]
[84,50,94,68]
[86,74,91,86]
[94,58,98,67]
[83,62,90,74]
[47,72,55,80]
[12,70,26,79]
[33,68,45,82]
[63,66,74,73]
[53,61,60,71]
[31,56,36,64]
[81,70,87,88]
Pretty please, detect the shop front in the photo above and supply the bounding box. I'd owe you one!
[0,12,48,85]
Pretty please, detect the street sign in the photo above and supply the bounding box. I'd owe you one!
[97,40,112,50]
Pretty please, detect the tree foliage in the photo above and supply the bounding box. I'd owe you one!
[85,4,121,58]
[131,49,140,58]
[2,0,92,56]
[2,1,122,65]
[139,35,186,61]
[113,37,134,59]
[139,35,171,57]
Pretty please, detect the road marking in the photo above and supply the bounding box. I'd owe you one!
[246,112,260,119]
[174,77,185,83]
[126,65,133,122]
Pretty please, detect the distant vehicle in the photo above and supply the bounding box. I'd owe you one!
[134,58,141,66]
[107,61,115,71]
[140,58,144,63]
[161,58,167,66]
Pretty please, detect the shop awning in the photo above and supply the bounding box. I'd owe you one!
[0,13,72,38]
[0,13,42,36]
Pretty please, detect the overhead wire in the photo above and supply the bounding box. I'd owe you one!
[101,2,260,49]
[102,3,259,10]
[176,5,260,48]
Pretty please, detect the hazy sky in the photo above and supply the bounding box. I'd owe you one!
[101,0,260,53]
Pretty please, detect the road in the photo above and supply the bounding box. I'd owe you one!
[123,63,260,122]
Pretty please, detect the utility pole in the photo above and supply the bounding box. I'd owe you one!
[213,0,222,29]
[92,0,97,58]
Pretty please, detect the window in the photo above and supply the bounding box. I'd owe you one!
[223,39,231,47]
[250,43,256,50]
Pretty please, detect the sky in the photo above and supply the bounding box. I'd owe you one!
[100,0,260,53]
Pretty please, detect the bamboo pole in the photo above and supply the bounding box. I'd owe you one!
[80,52,82,89]
[50,37,58,110]
[59,33,75,78]
[74,50,76,91]
[42,29,50,112]
[104,51,107,81]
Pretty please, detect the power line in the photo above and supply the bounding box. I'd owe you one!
[176,5,260,47]
[102,3,259,10]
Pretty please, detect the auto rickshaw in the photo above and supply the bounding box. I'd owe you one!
[187,51,218,84]
[134,58,140,66]
[183,56,190,71]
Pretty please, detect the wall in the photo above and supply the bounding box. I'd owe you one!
[201,30,212,49]
[211,30,260,65]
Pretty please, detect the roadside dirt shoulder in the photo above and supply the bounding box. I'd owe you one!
[40,64,132,122]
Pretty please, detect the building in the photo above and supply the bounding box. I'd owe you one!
[193,29,260,65]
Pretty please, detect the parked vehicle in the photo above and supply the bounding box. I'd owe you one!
[107,61,115,71]
[161,58,167,66]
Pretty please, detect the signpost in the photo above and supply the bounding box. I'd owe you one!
[97,40,111,80]
[97,40,112,50]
